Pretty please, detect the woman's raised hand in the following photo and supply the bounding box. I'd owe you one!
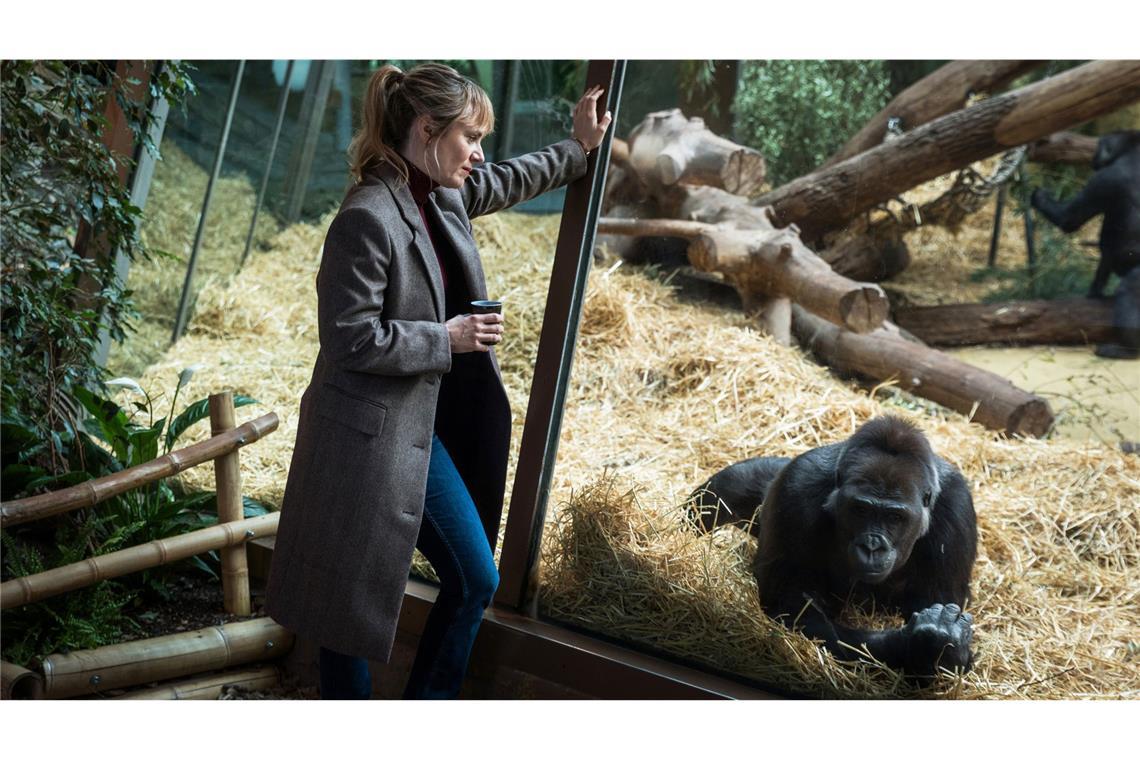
[446,313,504,353]
[571,85,612,153]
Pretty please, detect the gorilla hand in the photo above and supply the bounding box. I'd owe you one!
[904,603,974,675]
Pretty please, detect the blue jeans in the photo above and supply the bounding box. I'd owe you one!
[319,434,500,699]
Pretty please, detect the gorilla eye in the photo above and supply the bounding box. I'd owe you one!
[922,491,932,507]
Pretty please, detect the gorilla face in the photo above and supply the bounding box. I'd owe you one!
[1092,130,1140,170]
[835,487,928,584]
[831,437,936,584]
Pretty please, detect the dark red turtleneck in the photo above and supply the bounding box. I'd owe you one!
[402,156,449,290]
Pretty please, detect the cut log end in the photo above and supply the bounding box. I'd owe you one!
[722,150,767,197]
[1005,398,1055,439]
[838,286,891,334]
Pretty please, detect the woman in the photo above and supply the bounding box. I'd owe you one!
[265,62,611,699]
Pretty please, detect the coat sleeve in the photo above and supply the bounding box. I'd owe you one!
[316,206,452,376]
[460,138,589,219]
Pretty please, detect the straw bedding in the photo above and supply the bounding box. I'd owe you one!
[127,159,1139,699]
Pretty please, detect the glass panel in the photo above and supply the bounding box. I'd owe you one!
[535,60,989,695]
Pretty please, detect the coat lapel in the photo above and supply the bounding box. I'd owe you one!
[367,164,445,321]
[425,200,488,302]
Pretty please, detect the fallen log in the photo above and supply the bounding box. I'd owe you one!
[756,60,1140,239]
[894,298,1116,347]
[597,217,889,335]
[825,60,1042,167]
[628,109,767,197]
[1027,131,1098,166]
[792,306,1055,438]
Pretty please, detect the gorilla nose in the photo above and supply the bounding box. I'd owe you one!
[856,534,887,562]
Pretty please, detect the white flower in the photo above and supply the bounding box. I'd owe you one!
[105,377,145,396]
[177,364,205,390]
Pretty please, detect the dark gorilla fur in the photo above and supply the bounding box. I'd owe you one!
[1032,129,1140,359]
[689,416,978,676]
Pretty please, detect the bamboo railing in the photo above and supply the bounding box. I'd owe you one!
[40,619,291,699]
[0,407,278,529]
[0,393,284,699]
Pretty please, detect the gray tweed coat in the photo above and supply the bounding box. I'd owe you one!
[265,139,587,662]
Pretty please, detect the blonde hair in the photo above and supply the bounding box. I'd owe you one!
[348,62,495,185]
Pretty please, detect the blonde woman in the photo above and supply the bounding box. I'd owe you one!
[266,62,611,699]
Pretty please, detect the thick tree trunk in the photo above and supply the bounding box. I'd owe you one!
[756,60,1140,239]
[597,217,889,334]
[824,61,1043,168]
[792,307,1055,438]
[1027,131,1098,166]
[894,298,1116,346]
[628,109,767,197]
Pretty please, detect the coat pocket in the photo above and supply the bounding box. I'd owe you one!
[314,383,387,437]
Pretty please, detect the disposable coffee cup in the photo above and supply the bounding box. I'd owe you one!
[471,299,502,315]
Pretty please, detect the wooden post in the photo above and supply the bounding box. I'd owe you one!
[209,392,250,616]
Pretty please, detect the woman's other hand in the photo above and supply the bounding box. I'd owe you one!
[446,313,504,353]
[571,85,612,153]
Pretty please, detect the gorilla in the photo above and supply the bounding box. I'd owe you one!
[1032,129,1140,359]
[689,416,977,677]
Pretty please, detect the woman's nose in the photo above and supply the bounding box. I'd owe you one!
[472,142,484,163]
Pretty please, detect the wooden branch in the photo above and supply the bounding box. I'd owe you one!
[756,60,1140,239]
[1026,131,1098,166]
[690,230,889,334]
[40,618,292,699]
[792,307,1054,437]
[0,412,279,529]
[209,392,250,617]
[825,61,1042,167]
[894,299,1115,346]
[598,217,889,334]
[629,109,766,196]
[0,513,280,610]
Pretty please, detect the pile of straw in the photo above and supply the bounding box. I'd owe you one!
[127,164,1138,698]
[107,143,280,377]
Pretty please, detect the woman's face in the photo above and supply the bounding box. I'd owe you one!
[426,118,486,189]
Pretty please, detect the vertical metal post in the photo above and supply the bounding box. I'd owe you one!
[284,60,336,223]
[494,60,625,614]
[240,59,294,270]
[171,60,246,344]
[987,183,1007,269]
[499,61,521,159]
[1022,171,1038,296]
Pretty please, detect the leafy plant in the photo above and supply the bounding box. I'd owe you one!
[1,522,140,665]
[732,60,894,187]
[0,60,195,479]
[972,167,1099,301]
[71,368,265,589]
[1,369,266,663]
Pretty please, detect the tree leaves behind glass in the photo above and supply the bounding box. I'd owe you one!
[732,60,894,187]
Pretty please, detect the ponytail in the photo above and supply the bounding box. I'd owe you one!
[347,62,495,185]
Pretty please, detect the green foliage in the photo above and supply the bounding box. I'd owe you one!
[0,371,265,663]
[972,169,1099,301]
[732,60,894,187]
[1,520,140,666]
[0,60,195,478]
